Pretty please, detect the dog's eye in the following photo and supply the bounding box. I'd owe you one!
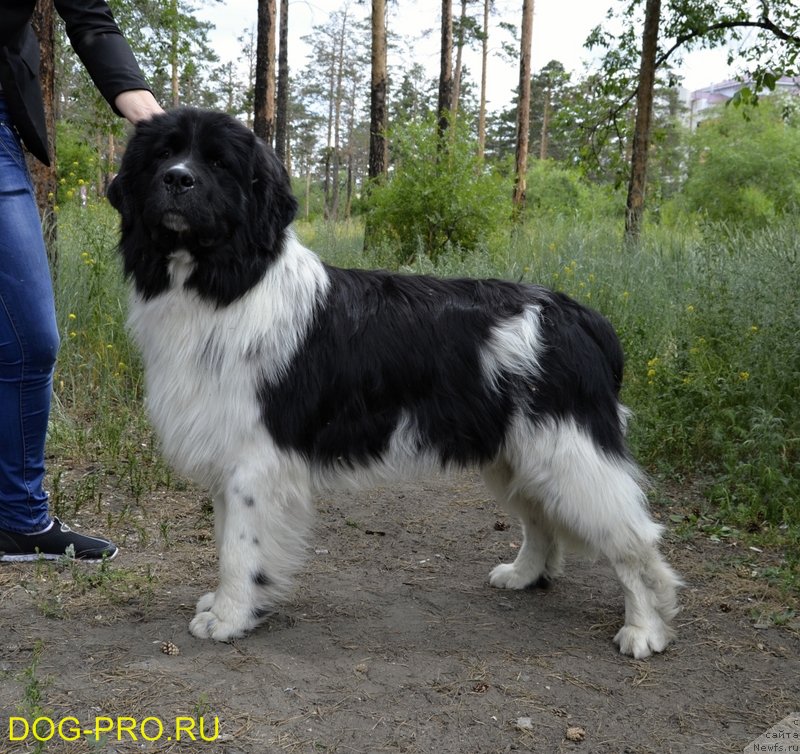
[210,158,223,169]
[158,149,172,160]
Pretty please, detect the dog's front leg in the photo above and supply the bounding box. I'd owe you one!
[189,459,313,641]
[193,492,227,615]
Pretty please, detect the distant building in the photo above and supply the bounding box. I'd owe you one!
[683,75,800,129]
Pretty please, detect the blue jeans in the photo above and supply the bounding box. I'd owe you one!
[0,97,60,533]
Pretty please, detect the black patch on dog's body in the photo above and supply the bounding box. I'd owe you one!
[259,266,626,468]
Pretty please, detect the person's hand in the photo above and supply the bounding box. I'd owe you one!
[114,90,164,125]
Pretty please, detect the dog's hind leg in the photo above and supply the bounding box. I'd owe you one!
[483,461,564,590]
[189,456,313,641]
[504,419,681,658]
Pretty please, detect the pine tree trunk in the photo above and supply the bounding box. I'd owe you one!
[330,10,348,221]
[275,0,289,164]
[254,0,277,145]
[477,0,490,160]
[27,0,57,267]
[368,0,388,180]
[364,0,388,251]
[168,0,180,106]
[452,0,468,117]
[345,155,353,219]
[539,87,550,160]
[323,52,335,217]
[437,0,453,142]
[625,0,661,243]
[512,0,534,218]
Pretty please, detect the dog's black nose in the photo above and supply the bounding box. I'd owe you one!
[163,165,195,194]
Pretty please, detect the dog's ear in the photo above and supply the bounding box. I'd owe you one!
[252,138,298,241]
[107,174,125,214]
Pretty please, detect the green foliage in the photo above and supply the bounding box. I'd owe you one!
[290,177,327,223]
[617,224,800,528]
[55,122,100,205]
[51,203,171,504]
[587,0,800,98]
[364,115,511,263]
[665,96,800,228]
[523,160,624,219]
[583,0,800,193]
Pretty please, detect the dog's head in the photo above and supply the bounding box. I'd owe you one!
[108,108,298,305]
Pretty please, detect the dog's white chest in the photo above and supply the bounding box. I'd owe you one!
[127,291,264,485]
[125,239,328,487]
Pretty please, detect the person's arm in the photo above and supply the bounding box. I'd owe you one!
[114,89,163,125]
[54,0,160,119]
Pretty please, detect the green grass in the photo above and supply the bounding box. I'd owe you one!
[50,203,171,509]
[50,204,799,588]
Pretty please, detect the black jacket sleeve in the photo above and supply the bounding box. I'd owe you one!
[0,0,152,164]
[54,0,151,115]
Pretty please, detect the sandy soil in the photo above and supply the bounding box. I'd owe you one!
[1,471,797,753]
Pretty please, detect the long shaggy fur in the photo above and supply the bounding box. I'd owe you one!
[108,107,680,658]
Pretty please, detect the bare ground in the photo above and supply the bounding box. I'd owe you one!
[1,471,798,753]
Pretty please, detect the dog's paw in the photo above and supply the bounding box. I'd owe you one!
[189,610,250,642]
[613,623,670,659]
[489,563,541,590]
[195,591,216,614]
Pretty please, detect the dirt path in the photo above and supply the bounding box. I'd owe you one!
[1,473,797,753]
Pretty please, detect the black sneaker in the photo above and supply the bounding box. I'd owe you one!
[0,517,118,563]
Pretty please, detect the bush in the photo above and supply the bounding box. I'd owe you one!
[364,115,511,264]
[523,160,623,219]
[665,96,800,229]
[55,122,102,205]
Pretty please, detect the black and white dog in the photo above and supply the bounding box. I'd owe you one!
[108,108,680,658]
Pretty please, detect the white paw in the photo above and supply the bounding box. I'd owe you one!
[489,563,540,590]
[195,591,216,614]
[613,623,670,659]
[189,610,251,641]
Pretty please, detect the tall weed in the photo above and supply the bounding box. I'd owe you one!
[51,203,170,503]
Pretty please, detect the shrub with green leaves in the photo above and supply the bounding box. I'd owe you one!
[55,122,102,205]
[523,160,623,220]
[364,115,511,264]
[665,96,800,229]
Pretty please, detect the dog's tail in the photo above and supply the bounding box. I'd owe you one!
[574,301,625,396]
[539,290,630,453]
